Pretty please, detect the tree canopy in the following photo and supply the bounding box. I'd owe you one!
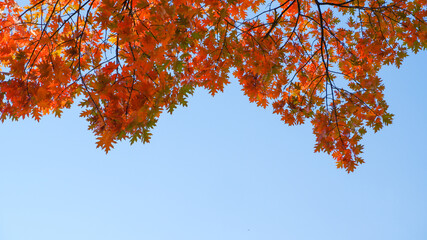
[0,0,426,171]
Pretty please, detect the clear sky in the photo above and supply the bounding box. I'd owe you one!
[0,34,426,240]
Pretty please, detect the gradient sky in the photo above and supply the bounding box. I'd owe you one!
[0,29,426,240]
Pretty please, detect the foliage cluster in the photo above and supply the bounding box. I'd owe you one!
[1,0,426,171]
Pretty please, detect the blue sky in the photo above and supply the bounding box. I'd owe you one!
[0,39,426,240]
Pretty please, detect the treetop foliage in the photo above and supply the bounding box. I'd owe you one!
[0,0,426,171]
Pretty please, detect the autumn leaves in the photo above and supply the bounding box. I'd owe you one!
[0,0,425,171]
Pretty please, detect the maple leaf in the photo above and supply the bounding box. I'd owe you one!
[1,0,426,172]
